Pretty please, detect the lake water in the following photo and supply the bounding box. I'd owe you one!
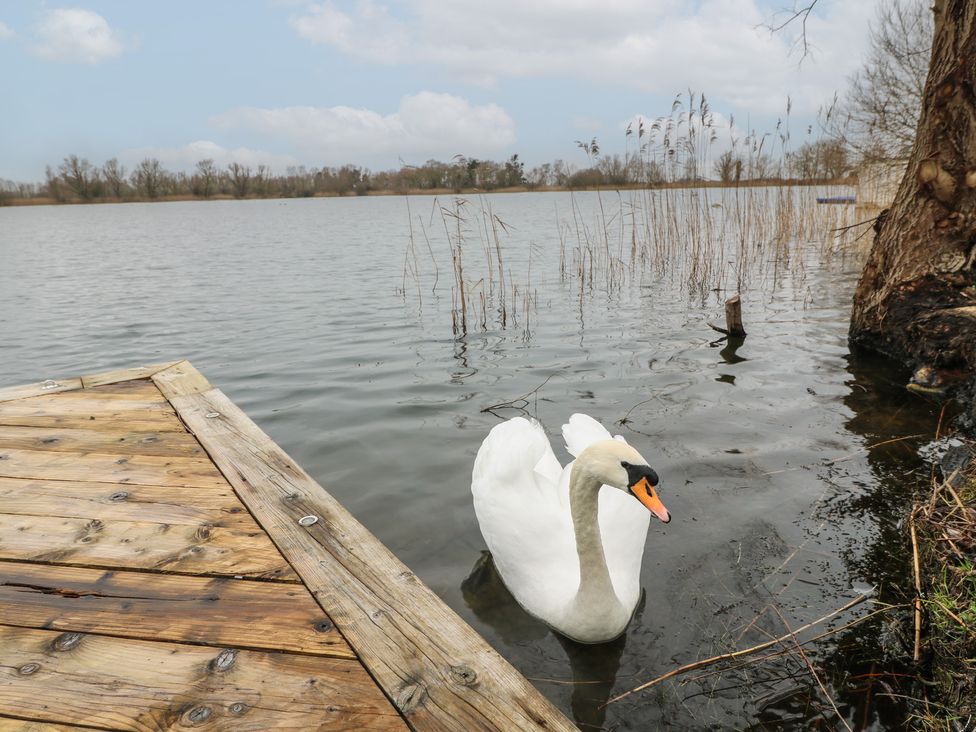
[0,192,939,729]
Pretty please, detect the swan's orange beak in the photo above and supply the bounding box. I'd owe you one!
[631,477,670,523]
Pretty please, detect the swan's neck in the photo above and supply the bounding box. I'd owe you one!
[568,463,625,624]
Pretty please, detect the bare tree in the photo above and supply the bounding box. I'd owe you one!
[227,162,251,198]
[58,155,99,200]
[102,158,126,199]
[712,150,742,183]
[131,158,163,199]
[788,139,849,179]
[194,159,218,198]
[843,0,932,160]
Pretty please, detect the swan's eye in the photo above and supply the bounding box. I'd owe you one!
[620,461,631,470]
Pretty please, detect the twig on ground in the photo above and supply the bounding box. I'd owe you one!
[927,468,959,513]
[925,597,970,632]
[910,513,923,662]
[943,480,968,511]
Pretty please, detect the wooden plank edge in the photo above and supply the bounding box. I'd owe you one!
[151,361,212,398]
[80,361,182,389]
[0,379,84,404]
[161,383,575,732]
[0,361,181,404]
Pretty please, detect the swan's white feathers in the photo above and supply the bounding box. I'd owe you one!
[472,413,652,632]
[562,413,614,457]
[472,417,578,620]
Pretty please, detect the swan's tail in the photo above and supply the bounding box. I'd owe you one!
[561,413,624,457]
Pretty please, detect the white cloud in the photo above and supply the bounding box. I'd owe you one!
[121,140,296,173]
[289,0,878,113]
[210,92,517,165]
[33,8,124,64]
[0,21,14,40]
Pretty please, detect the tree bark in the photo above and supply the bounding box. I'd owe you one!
[850,1,976,372]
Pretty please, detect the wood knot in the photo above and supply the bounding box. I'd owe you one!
[228,702,249,716]
[40,437,59,444]
[182,705,213,725]
[313,620,333,633]
[449,665,477,686]
[396,682,427,712]
[917,159,957,203]
[52,632,83,652]
[109,491,129,502]
[209,648,238,673]
[18,663,39,676]
[115,457,128,465]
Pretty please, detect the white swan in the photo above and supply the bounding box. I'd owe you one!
[471,413,670,643]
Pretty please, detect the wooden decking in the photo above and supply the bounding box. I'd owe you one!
[0,361,574,731]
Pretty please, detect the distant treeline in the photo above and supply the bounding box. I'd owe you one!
[0,138,851,205]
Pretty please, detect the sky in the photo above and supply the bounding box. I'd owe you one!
[0,1,882,182]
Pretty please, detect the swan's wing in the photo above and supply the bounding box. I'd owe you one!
[562,413,610,457]
[471,418,578,620]
[561,413,626,457]
[560,413,650,609]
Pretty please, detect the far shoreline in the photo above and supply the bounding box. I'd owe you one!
[0,176,854,208]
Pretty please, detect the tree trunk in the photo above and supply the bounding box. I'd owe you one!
[850,1,976,374]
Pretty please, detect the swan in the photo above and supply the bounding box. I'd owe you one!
[471,413,670,643]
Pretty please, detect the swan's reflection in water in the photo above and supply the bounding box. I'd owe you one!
[461,551,631,730]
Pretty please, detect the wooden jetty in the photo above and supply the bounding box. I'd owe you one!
[0,361,575,731]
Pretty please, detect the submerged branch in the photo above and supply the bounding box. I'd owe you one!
[604,592,871,706]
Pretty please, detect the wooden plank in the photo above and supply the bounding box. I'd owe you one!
[0,625,406,731]
[33,389,168,405]
[79,362,180,389]
[82,379,164,398]
[0,399,182,432]
[0,448,227,488]
[0,720,99,731]
[0,413,184,433]
[0,561,353,658]
[0,478,254,528]
[163,385,575,732]
[0,380,83,405]
[0,395,176,416]
[151,361,211,398]
[0,426,205,458]
[0,513,297,580]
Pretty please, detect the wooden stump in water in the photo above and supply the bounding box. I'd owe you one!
[724,294,746,337]
[709,294,747,337]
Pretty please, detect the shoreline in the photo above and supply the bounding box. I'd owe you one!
[0,176,855,208]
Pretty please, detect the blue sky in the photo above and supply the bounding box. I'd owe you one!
[0,1,881,182]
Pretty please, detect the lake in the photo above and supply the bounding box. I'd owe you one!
[0,190,938,729]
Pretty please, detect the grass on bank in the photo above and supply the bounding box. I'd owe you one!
[911,452,976,729]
